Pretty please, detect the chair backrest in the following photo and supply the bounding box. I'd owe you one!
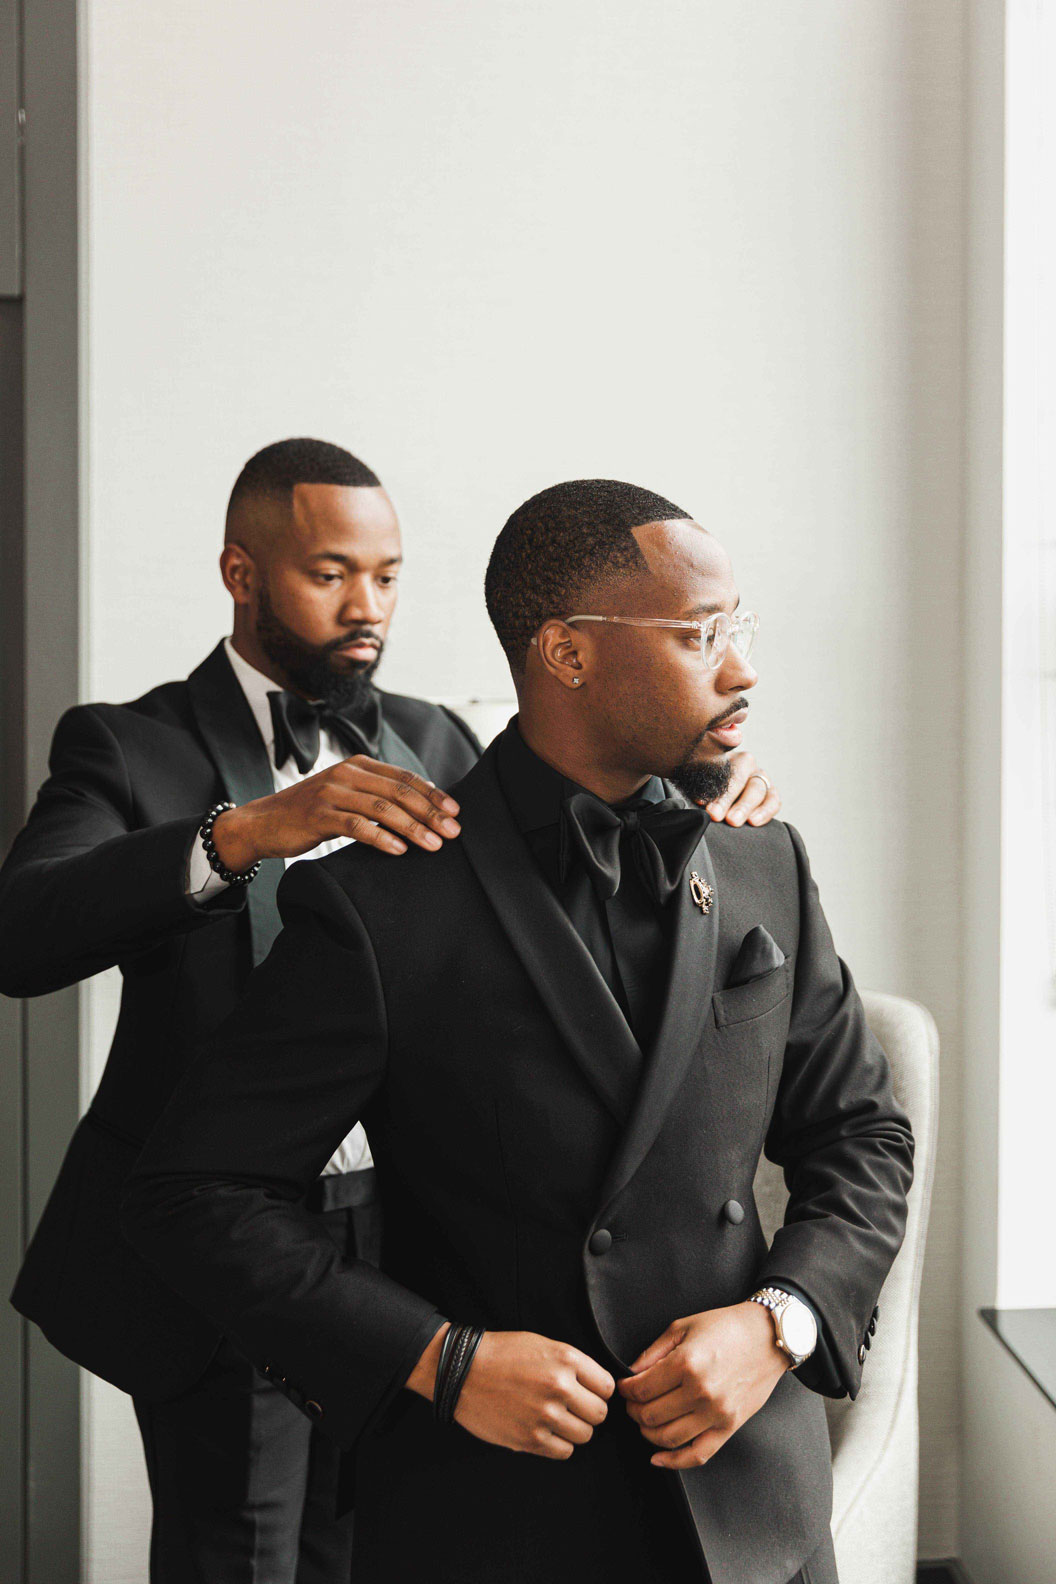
[753,990,940,1454]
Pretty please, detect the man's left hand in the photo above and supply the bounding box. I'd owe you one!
[701,752,781,827]
[618,1302,789,1469]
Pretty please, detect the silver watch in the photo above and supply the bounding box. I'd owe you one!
[749,1287,817,1368]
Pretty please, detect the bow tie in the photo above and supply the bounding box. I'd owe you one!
[559,790,707,907]
[267,689,382,774]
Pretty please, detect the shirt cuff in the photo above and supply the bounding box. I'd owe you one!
[185,829,232,904]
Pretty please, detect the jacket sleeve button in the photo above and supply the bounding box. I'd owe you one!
[305,1399,323,1420]
[858,1343,867,1365]
[722,1199,745,1225]
[588,1229,613,1255]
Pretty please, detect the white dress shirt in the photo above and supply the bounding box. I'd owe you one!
[186,636,372,1177]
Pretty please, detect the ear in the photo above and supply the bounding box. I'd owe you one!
[532,619,588,692]
[220,541,257,606]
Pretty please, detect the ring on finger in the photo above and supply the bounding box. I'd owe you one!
[746,772,772,794]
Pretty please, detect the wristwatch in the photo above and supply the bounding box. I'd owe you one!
[749,1287,818,1368]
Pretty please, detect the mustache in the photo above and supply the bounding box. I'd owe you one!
[687,697,750,749]
[324,627,384,656]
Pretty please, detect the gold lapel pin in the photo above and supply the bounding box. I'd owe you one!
[689,871,713,915]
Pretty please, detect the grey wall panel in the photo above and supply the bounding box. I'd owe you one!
[20,0,82,1576]
[0,295,25,1584]
[0,0,21,296]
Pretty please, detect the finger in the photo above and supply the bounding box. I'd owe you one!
[565,1379,610,1427]
[635,1410,707,1449]
[342,756,460,816]
[330,812,409,855]
[532,1430,576,1462]
[746,788,782,827]
[338,767,462,831]
[629,1324,683,1375]
[332,793,450,852]
[650,1426,729,1470]
[721,771,770,827]
[702,753,750,823]
[545,1407,596,1446]
[572,1353,616,1401]
[623,1382,697,1429]
[618,1352,684,1404]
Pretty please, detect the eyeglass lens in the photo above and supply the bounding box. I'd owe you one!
[702,613,756,668]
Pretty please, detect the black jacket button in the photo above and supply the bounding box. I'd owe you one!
[868,1316,877,1336]
[305,1399,323,1420]
[589,1229,613,1255]
[723,1199,745,1225]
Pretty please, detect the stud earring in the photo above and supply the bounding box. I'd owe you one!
[572,676,581,686]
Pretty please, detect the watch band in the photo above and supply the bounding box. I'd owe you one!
[749,1286,816,1367]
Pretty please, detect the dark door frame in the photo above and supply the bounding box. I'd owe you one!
[2,1,83,1579]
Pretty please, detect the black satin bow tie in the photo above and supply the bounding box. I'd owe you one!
[267,689,382,774]
[559,790,707,907]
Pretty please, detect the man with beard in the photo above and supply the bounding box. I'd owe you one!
[122,479,913,1584]
[1,448,783,1584]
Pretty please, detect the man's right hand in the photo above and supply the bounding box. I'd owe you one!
[211,756,462,870]
[407,1325,614,1460]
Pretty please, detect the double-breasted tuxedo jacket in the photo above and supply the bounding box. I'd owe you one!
[2,640,479,1399]
[122,733,914,1584]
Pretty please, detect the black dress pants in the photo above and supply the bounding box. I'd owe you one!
[133,1193,378,1584]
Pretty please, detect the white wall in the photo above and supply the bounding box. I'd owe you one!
[81,3,968,1575]
[959,3,1056,1582]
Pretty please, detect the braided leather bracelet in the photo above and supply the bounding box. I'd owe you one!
[433,1323,485,1425]
[199,802,262,887]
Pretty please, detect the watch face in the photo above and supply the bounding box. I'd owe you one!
[779,1301,817,1358]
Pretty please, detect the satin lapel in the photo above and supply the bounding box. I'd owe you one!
[376,718,431,781]
[597,809,720,1214]
[456,749,645,1125]
[185,642,284,966]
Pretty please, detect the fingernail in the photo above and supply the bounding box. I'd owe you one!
[441,796,459,813]
[440,819,460,836]
[423,832,442,849]
[391,839,407,853]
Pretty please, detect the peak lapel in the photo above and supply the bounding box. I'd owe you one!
[185,642,283,966]
[597,812,720,1215]
[456,750,644,1126]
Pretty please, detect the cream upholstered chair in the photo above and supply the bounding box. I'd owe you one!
[754,992,940,1584]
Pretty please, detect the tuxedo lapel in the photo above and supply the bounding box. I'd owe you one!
[457,748,645,1125]
[597,806,720,1215]
[376,718,431,781]
[186,643,284,966]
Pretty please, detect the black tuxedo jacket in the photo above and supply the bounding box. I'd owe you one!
[122,738,914,1584]
[2,640,479,1398]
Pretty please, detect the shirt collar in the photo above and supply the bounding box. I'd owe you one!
[223,636,281,757]
[495,717,667,835]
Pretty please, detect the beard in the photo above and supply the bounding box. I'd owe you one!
[255,579,384,715]
[668,754,734,806]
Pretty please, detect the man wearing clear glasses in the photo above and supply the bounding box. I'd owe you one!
[123,478,913,1584]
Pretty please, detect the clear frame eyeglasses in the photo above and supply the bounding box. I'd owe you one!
[547,609,759,671]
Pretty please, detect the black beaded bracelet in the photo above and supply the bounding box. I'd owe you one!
[199,802,262,887]
[433,1323,485,1425]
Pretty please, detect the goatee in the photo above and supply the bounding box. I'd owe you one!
[668,755,734,807]
[256,580,383,716]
